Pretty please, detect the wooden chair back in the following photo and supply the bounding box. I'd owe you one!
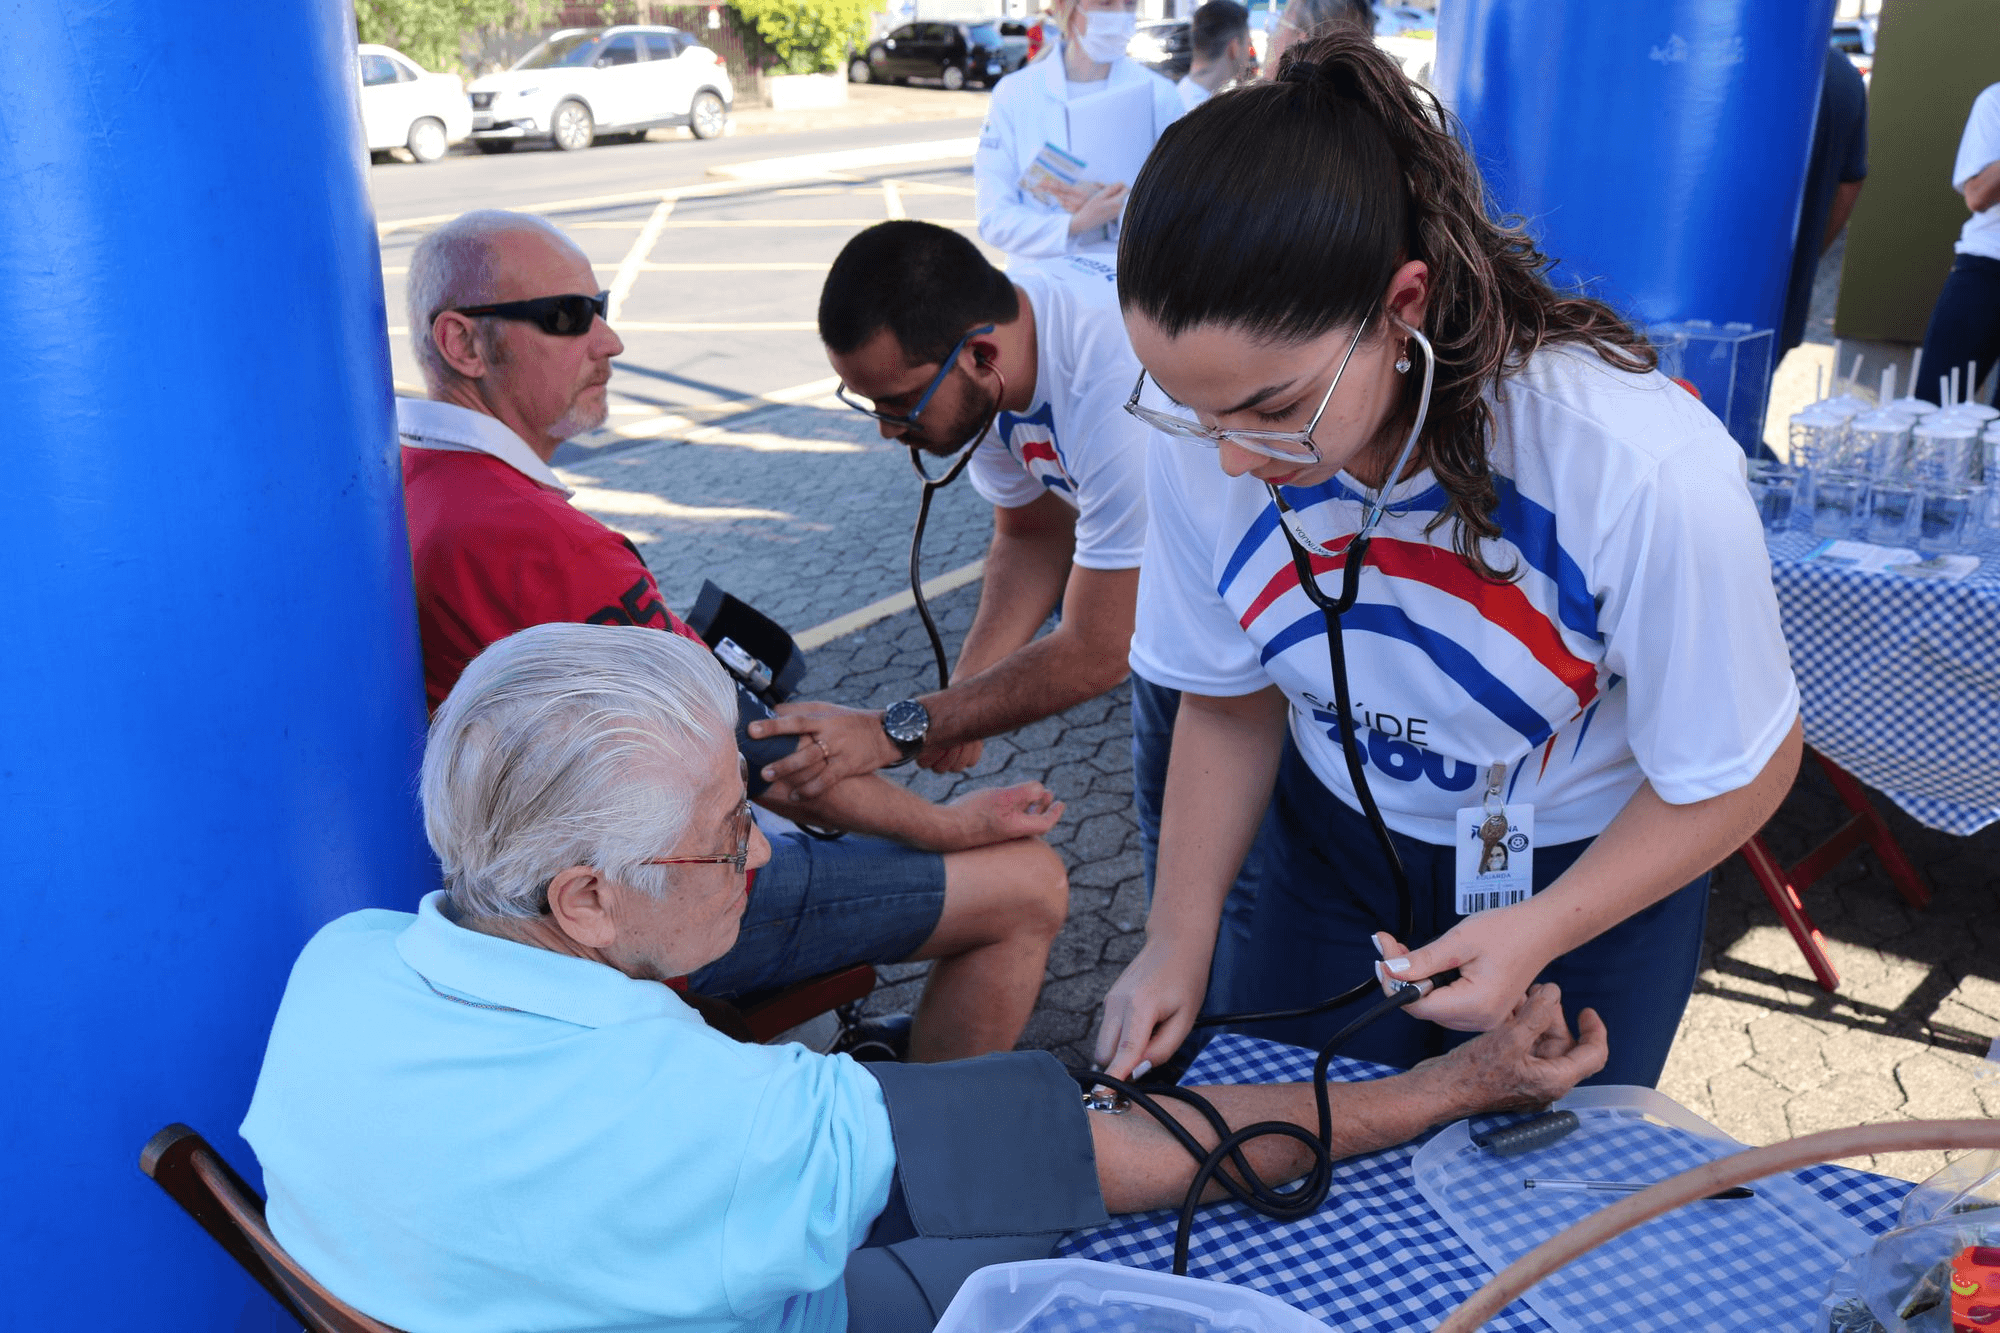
[140,1124,404,1333]
[137,972,877,1328]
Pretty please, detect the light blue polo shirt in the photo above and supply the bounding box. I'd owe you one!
[241,892,897,1332]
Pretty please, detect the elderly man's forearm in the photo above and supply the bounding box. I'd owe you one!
[758,774,960,849]
[1092,1069,1465,1214]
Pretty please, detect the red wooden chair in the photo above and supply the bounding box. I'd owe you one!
[141,1124,403,1333]
[1736,748,1932,993]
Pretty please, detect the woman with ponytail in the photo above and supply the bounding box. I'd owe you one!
[1096,31,1802,1089]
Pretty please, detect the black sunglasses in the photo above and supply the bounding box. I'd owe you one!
[440,291,610,337]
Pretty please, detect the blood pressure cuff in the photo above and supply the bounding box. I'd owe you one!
[845,1051,1108,1330]
[735,681,797,801]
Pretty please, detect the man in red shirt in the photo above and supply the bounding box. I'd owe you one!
[397,210,1069,1062]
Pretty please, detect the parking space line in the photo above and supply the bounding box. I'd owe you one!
[882,180,907,220]
[655,218,975,229]
[639,262,830,272]
[376,175,810,236]
[614,321,818,332]
[606,199,676,325]
[375,143,977,237]
[704,137,977,183]
[795,559,986,650]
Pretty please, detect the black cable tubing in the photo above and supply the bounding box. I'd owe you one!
[1066,972,1457,1277]
[1193,528,1415,1030]
[905,365,1006,693]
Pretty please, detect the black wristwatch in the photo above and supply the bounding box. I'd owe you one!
[881,699,931,766]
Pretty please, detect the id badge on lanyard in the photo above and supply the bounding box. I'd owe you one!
[1455,762,1533,916]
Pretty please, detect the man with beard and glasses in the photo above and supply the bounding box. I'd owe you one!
[751,220,1266,1019]
[395,210,1072,1064]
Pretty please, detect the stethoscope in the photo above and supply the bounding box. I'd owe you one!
[1075,321,1447,1279]
[1190,318,1437,1030]
[904,362,1008,692]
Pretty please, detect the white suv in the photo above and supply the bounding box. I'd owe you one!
[468,26,734,152]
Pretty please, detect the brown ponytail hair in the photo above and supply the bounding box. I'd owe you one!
[1117,28,1655,581]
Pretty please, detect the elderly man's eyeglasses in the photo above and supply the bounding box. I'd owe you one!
[440,291,610,338]
[534,801,753,915]
[644,799,754,875]
[1122,306,1377,464]
[835,325,996,426]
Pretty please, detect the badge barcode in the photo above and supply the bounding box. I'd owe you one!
[1465,889,1529,913]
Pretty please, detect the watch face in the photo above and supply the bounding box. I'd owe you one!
[884,699,930,745]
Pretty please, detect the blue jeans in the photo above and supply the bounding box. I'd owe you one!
[687,832,947,999]
[1227,741,1709,1088]
[1919,254,2000,407]
[1130,673,1282,1014]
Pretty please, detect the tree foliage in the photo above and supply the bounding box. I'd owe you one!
[354,0,555,73]
[730,0,883,75]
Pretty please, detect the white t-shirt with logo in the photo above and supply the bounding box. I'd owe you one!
[1131,345,1800,846]
[1952,82,2000,260]
[968,255,1149,571]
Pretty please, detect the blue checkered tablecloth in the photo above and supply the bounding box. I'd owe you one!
[1765,526,2000,834]
[1056,1034,1909,1332]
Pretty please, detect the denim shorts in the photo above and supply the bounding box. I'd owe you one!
[686,831,947,1000]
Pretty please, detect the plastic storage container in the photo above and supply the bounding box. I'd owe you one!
[934,1259,1331,1333]
[1650,321,1775,454]
[1411,1086,1868,1333]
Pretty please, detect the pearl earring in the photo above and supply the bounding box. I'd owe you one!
[1394,343,1413,375]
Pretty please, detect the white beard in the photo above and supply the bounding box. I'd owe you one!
[547,395,609,442]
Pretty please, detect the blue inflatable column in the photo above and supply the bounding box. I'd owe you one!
[0,2,434,1328]
[1436,1,1836,336]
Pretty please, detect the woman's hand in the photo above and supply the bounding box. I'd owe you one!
[1058,181,1128,234]
[1095,935,1212,1079]
[746,703,900,799]
[1372,902,1564,1032]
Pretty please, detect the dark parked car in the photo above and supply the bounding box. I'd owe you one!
[850,20,1029,90]
[1127,19,1191,79]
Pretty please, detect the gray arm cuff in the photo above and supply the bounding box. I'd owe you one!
[862,1050,1109,1238]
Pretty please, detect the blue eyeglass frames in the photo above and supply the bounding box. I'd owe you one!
[835,325,996,426]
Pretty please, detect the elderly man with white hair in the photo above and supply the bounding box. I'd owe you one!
[395,208,1071,1063]
[244,623,1609,1333]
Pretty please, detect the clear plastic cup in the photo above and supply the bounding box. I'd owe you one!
[1788,405,1852,474]
[1917,484,1974,554]
[1867,480,1919,545]
[1746,461,1799,533]
[1811,470,1871,538]
[1849,409,1913,478]
[1910,420,1981,484]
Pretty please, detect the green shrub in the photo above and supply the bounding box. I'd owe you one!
[354,0,553,74]
[731,0,884,75]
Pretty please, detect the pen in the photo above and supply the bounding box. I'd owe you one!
[1523,1177,1755,1201]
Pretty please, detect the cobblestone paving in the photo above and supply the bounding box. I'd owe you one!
[545,152,1998,1186]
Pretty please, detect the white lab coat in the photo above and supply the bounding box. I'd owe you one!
[975,48,1183,268]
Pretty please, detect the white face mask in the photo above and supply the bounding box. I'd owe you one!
[1076,10,1135,63]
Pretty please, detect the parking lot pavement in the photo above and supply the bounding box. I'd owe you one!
[386,137,1997,1182]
